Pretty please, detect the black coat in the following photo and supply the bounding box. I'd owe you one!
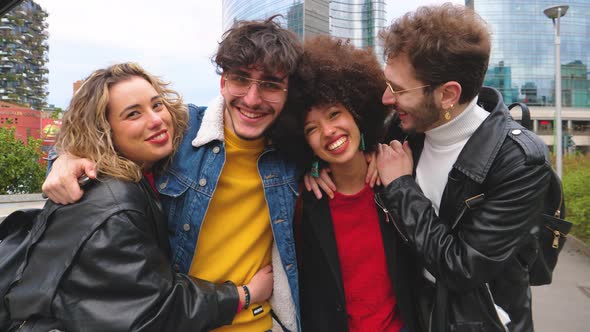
[381,87,552,332]
[6,177,238,332]
[299,189,420,332]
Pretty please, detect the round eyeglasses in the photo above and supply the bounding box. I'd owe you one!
[224,74,288,103]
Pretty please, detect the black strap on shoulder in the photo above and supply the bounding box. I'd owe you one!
[508,102,532,130]
[270,309,292,332]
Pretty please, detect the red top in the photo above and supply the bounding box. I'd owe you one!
[143,171,157,194]
[329,185,404,332]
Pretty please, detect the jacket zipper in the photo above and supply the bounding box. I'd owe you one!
[426,197,471,332]
[374,193,408,243]
[15,320,27,331]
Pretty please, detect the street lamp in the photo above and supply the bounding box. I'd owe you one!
[544,5,568,179]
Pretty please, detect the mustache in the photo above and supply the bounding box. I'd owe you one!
[230,99,273,113]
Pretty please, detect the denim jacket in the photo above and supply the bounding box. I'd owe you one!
[155,97,300,331]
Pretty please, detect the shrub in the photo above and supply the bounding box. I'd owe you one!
[0,126,46,194]
[561,154,590,246]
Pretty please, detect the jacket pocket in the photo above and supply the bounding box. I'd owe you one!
[157,173,190,198]
[157,174,191,234]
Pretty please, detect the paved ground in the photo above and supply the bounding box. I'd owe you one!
[0,199,46,222]
[532,236,590,332]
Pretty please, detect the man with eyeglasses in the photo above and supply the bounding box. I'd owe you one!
[42,17,302,332]
[374,4,552,332]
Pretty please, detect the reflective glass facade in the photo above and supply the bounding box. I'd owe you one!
[468,0,590,107]
[330,0,386,55]
[222,0,385,53]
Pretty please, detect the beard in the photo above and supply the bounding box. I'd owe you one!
[397,91,441,133]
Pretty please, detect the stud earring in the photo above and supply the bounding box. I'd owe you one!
[311,160,319,178]
[359,133,366,151]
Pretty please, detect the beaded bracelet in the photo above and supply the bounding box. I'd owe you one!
[242,285,251,310]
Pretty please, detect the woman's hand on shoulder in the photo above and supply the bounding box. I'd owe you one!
[303,168,335,200]
[364,151,381,187]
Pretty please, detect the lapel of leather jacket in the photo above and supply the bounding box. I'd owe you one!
[442,88,509,226]
[406,88,509,225]
[453,87,509,184]
[307,195,346,302]
[140,177,171,255]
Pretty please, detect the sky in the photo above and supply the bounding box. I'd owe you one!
[35,0,462,109]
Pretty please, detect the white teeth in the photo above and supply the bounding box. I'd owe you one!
[240,109,264,119]
[150,132,166,140]
[327,137,347,151]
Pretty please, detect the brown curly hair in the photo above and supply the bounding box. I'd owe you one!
[279,35,387,168]
[380,3,491,104]
[213,15,303,77]
[55,63,188,182]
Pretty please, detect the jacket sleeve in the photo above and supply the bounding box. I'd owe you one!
[52,210,238,332]
[380,148,551,291]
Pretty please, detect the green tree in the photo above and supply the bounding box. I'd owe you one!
[0,126,46,194]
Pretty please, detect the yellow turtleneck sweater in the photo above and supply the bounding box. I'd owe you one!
[189,126,273,331]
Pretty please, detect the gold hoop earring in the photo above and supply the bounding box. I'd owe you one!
[444,104,454,121]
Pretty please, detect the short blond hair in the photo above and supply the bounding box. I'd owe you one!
[55,62,188,182]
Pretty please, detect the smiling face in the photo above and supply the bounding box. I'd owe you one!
[107,76,174,170]
[303,103,365,167]
[382,53,444,133]
[220,67,288,140]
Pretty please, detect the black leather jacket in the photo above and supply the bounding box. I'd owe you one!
[381,87,552,332]
[7,177,238,332]
[299,190,420,332]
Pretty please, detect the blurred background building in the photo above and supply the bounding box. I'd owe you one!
[0,0,48,110]
[467,0,590,152]
[222,0,386,56]
[467,0,590,108]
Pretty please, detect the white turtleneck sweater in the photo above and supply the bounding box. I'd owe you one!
[415,97,489,214]
[414,97,511,327]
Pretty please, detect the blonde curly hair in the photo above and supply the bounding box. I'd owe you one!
[55,62,188,182]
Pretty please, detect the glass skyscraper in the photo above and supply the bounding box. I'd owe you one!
[468,0,590,108]
[222,0,385,54]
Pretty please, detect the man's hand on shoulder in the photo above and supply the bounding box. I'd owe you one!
[42,153,97,204]
[376,140,413,187]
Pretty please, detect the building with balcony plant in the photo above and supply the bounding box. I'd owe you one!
[0,0,48,110]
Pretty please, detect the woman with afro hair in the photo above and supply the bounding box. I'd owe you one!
[286,36,421,332]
